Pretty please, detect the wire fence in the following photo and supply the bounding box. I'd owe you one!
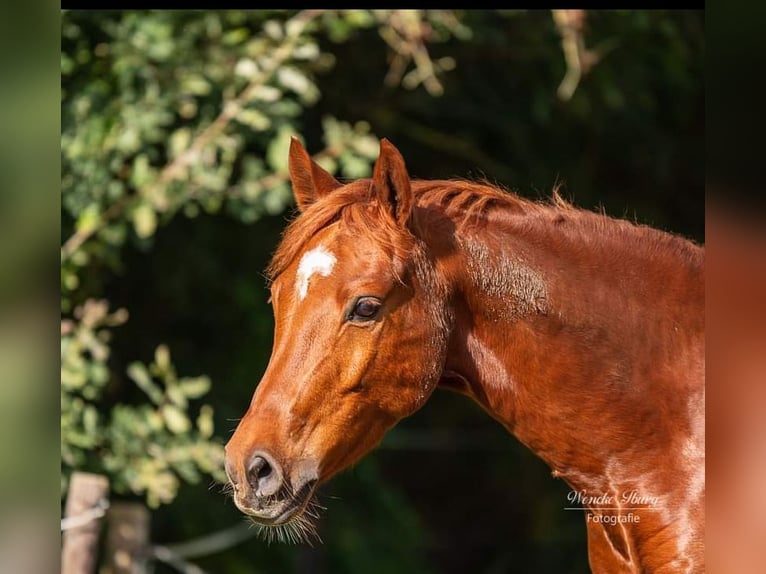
[60,431,511,572]
[60,499,110,532]
[61,496,256,574]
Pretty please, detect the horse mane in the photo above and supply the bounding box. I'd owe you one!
[414,179,562,221]
[266,178,699,282]
[266,179,536,281]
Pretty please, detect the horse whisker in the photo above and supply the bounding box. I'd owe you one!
[249,493,324,546]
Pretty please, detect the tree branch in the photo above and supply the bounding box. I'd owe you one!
[552,10,587,101]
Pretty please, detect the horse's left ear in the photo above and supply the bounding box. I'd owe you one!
[372,139,414,227]
[289,137,342,212]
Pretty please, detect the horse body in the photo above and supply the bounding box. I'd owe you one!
[426,186,705,572]
[225,139,704,572]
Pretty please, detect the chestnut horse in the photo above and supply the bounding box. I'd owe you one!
[225,138,704,572]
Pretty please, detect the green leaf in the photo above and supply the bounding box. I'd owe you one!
[75,204,101,235]
[89,362,109,386]
[277,66,310,95]
[130,155,154,188]
[166,384,188,409]
[263,20,283,40]
[276,66,319,103]
[61,366,87,389]
[132,203,157,239]
[340,154,371,178]
[154,344,171,373]
[222,27,249,46]
[180,74,211,96]
[197,405,214,439]
[266,126,293,172]
[235,109,271,131]
[127,362,164,405]
[179,376,211,399]
[162,404,191,435]
[352,133,380,159]
[83,405,99,435]
[251,85,281,102]
[169,128,192,159]
[293,42,320,60]
[316,156,337,174]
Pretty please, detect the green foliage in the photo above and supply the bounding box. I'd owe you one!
[61,11,390,313]
[104,346,223,508]
[61,300,224,507]
[61,301,118,470]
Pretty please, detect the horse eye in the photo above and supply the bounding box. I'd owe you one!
[350,297,381,321]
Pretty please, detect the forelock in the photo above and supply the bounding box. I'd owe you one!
[266,181,416,284]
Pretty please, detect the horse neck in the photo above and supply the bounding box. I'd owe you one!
[426,206,705,493]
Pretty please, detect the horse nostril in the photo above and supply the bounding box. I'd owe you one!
[247,451,282,497]
[250,456,272,481]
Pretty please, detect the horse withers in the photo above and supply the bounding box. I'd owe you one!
[224,138,705,572]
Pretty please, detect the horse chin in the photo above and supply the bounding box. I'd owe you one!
[235,479,318,527]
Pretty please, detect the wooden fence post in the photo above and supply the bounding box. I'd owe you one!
[103,502,151,574]
[61,472,110,574]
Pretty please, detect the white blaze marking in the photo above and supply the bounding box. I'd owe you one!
[295,246,336,300]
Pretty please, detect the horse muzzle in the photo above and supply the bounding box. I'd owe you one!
[225,449,319,525]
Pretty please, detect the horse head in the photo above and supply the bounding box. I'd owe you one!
[224,139,451,539]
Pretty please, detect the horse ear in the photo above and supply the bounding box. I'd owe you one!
[372,139,414,227]
[288,137,342,212]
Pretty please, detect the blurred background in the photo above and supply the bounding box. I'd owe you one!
[57,10,704,574]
